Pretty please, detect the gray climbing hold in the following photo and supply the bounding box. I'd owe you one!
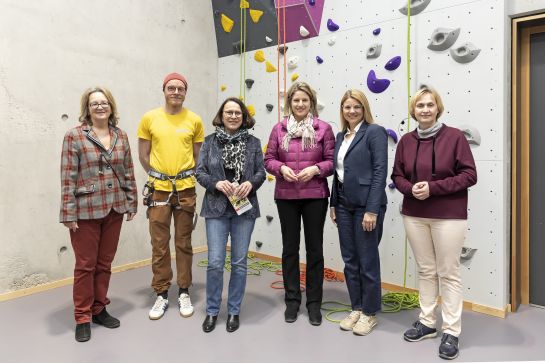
[279,44,288,55]
[245,79,254,89]
[266,104,274,112]
[450,42,481,63]
[366,43,382,59]
[233,40,245,53]
[399,0,431,16]
[256,241,263,248]
[459,125,481,146]
[266,215,273,222]
[427,28,460,51]
[460,247,477,261]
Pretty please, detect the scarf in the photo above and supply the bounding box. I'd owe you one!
[215,126,248,183]
[281,113,316,151]
[417,121,443,139]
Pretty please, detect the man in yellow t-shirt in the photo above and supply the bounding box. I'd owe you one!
[137,72,204,320]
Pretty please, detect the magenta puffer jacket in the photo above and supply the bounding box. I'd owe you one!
[264,117,335,200]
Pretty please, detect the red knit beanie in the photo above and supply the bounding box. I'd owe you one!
[162,72,188,91]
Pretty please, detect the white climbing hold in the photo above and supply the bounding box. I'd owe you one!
[328,36,336,46]
[316,99,325,111]
[300,25,310,37]
[265,36,273,43]
[288,56,299,69]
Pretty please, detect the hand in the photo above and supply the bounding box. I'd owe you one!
[234,181,253,199]
[216,180,236,197]
[412,181,430,200]
[126,212,136,221]
[280,165,298,182]
[297,165,320,182]
[362,212,377,232]
[63,221,79,232]
[330,207,337,225]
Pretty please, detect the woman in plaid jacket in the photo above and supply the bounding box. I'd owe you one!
[60,87,137,342]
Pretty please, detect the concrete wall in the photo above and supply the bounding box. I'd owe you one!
[0,0,217,294]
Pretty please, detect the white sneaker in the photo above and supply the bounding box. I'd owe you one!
[149,296,169,320]
[353,314,377,336]
[339,310,361,331]
[178,293,194,317]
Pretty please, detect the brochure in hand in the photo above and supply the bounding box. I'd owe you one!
[228,182,253,215]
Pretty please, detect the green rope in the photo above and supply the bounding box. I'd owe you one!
[321,301,352,323]
[198,253,281,276]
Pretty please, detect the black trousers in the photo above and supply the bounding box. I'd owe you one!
[276,198,328,309]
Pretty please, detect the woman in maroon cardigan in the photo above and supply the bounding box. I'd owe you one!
[391,87,477,360]
[264,82,335,326]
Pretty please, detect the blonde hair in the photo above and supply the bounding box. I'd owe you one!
[409,86,444,121]
[79,87,119,127]
[339,89,374,132]
[284,82,318,117]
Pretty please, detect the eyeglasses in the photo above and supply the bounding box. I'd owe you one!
[89,101,110,109]
[342,105,363,111]
[223,111,243,117]
[166,86,187,94]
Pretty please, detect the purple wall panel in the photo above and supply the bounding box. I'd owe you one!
[274,0,325,44]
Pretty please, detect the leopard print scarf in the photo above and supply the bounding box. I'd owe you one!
[215,126,249,183]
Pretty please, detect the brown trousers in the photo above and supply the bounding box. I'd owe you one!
[148,188,196,294]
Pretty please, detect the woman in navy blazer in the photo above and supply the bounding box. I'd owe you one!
[330,89,388,336]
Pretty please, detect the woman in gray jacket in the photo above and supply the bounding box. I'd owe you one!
[196,97,266,333]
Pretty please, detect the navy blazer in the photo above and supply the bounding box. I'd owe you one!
[330,122,388,214]
[196,133,266,219]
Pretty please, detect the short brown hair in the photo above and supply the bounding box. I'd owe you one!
[339,89,375,132]
[409,86,445,121]
[284,82,318,117]
[79,87,119,127]
[212,97,256,129]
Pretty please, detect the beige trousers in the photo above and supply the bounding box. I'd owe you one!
[403,215,467,336]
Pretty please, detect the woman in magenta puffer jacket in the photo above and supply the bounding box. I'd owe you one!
[264,82,335,326]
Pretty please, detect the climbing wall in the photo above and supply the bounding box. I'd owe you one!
[214,0,508,311]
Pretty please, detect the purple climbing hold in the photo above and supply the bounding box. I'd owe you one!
[385,56,402,71]
[308,0,315,5]
[388,182,396,189]
[367,70,390,94]
[373,28,381,35]
[327,19,339,32]
[316,56,324,64]
[386,128,398,143]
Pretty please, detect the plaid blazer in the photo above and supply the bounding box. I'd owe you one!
[60,124,138,222]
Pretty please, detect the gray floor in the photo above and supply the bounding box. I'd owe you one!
[1,253,544,363]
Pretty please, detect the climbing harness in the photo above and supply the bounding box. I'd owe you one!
[142,169,195,209]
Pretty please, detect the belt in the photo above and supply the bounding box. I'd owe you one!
[148,169,195,181]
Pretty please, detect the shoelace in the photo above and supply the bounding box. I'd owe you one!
[179,294,192,308]
[152,298,167,312]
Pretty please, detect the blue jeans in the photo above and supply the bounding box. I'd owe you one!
[205,216,256,315]
[335,191,385,315]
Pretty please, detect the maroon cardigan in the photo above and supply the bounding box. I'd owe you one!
[391,124,477,219]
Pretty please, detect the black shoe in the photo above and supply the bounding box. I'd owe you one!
[439,333,459,360]
[75,322,91,342]
[202,315,217,333]
[92,308,120,328]
[226,314,240,332]
[308,308,322,326]
[404,321,437,342]
[284,304,299,323]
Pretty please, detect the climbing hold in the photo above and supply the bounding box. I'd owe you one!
[316,99,325,111]
[247,105,255,117]
[367,70,390,93]
[266,215,273,222]
[308,0,316,5]
[291,73,299,82]
[254,50,266,63]
[266,104,274,112]
[427,28,460,51]
[249,9,264,23]
[240,0,250,9]
[399,0,431,16]
[267,175,275,181]
[385,56,402,71]
[245,79,254,89]
[328,37,336,46]
[386,129,398,143]
[266,61,277,72]
[255,241,263,248]
[373,28,381,36]
[459,125,481,146]
[265,36,273,43]
[221,14,235,33]
[287,56,299,69]
[450,43,481,63]
[214,10,220,17]
[279,89,285,97]
[263,144,268,153]
[279,45,288,55]
[327,19,340,32]
[388,182,396,189]
[233,40,245,53]
[316,56,324,64]
[300,25,310,37]
[460,247,477,261]
[367,43,382,59]
[220,85,227,92]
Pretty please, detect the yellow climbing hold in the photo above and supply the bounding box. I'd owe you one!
[266,61,277,72]
[221,14,234,33]
[247,105,256,117]
[220,85,226,91]
[254,50,266,63]
[291,73,299,81]
[249,9,264,23]
[267,175,275,181]
[240,0,250,9]
[262,143,268,153]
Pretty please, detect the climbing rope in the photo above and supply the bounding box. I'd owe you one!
[276,0,287,123]
[238,2,248,100]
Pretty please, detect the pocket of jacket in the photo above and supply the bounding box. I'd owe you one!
[74,184,95,196]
